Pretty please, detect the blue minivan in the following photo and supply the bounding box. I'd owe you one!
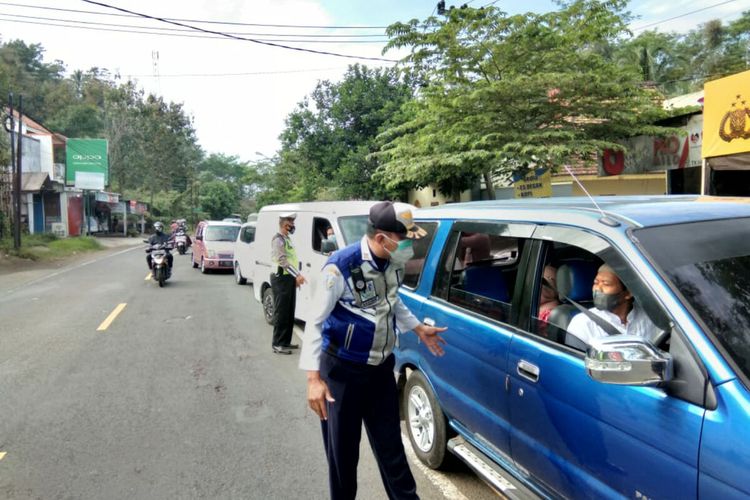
[395,196,750,499]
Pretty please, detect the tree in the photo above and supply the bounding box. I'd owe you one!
[377,1,673,197]
[274,64,414,201]
[200,180,238,219]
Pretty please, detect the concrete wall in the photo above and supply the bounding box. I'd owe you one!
[573,173,667,196]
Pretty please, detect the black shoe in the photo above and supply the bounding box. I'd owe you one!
[283,343,299,349]
[272,345,292,355]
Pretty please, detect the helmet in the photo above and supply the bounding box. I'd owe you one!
[154,221,164,233]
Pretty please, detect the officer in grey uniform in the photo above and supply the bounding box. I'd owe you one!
[300,201,447,500]
[271,212,307,354]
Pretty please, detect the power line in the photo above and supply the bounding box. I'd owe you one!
[0,16,389,44]
[630,0,739,32]
[126,67,348,78]
[0,12,389,42]
[0,11,387,37]
[78,0,397,62]
[0,1,389,29]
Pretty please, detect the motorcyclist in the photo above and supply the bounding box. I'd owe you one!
[173,219,192,247]
[146,221,174,271]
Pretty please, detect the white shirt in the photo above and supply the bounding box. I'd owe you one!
[566,304,658,346]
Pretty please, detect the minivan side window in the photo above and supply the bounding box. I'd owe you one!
[436,225,529,323]
[241,226,255,244]
[312,217,333,253]
[401,222,438,289]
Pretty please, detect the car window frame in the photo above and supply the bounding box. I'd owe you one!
[401,220,440,291]
[430,220,536,330]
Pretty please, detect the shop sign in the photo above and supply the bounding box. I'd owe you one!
[95,192,119,203]
[66,138,108,186]
[513,168,552,198]
[74,171,105,190]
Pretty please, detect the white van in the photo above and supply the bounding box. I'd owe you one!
[251,201,378,324]
[233,221,257,285]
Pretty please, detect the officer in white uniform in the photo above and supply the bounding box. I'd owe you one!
[300,201,447,500]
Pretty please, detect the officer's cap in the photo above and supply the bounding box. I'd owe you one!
[368,201,426,240]
[279,212,297,221]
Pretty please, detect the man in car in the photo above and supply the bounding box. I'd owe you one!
[146,221,174,271]
[567,263,657,345]
[271,212,307,354]
[300,201,447,500]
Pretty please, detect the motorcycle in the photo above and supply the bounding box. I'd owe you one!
[174,228,188,255]
[146,242,173,287]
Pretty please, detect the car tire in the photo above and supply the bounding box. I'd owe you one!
[404,370,451,470]
[262,287,274,325]
[200,257,208,274]
[234,262,247,285]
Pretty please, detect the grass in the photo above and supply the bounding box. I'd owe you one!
[0,234,102,261]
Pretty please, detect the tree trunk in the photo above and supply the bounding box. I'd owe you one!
[483,171,496,200]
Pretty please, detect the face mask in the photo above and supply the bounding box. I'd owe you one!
[286,225,295,234]
[383,235,414,264]
[328,234,336,243]
[593,290,623,312]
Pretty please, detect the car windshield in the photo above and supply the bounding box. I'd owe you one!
[634,217,750,380]
[338,215,369,245]
[204,225,240,242]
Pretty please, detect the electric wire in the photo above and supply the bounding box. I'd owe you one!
[0,13,389,42]
[78,0,397,62]
[0,1,389,29]
[630,0,739,32]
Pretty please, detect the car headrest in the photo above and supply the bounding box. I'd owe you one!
[557,262,598,302]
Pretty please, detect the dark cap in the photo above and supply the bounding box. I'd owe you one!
[368,201,426,239]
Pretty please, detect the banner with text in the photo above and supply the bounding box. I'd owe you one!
[513,169,552,198]
[66,138,108,187]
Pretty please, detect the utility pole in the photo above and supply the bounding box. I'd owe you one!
[7,93,17,249]
[15,95,22,249]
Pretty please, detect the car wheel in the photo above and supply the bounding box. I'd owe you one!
[200,257,208,274]
[234,262,247,285]
[262,287,274,325]
[404,370,450,469]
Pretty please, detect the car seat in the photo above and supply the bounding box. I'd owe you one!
[548,262,598,348]
[464,265,510,303]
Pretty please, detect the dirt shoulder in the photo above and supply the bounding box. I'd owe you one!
[0,236,143,285]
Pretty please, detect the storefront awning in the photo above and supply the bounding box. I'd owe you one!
[707,153,750,171]
[20,172,51,192]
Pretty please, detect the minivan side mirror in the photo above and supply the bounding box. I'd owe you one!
[585,335,673,386]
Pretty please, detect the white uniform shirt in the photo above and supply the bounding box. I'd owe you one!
[566,304,658,346]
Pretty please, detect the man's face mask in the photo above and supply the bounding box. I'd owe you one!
[382,235,414,264]
[593,290,624,312]
[285,223,295,234]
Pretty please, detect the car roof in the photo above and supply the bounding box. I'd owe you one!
[259,200,378,217]
[203,220,241,226]
[415,195,750,228]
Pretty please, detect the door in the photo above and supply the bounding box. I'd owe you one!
[32,194,44,234]
[414,221,534,460]
[236,224,256,277]
[506,225,704,499]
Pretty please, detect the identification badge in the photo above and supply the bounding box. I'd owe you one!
[351,266,379,308]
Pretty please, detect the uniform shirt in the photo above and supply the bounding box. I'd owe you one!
[299,236,421,371]
[271,232,299,277]
[566,303,658,346]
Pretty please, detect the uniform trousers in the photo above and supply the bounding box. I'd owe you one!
[271,273,296,347]
[319,351,418,500]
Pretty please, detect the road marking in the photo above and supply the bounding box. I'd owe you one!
[401,433,469,500]
[144,273,152,281]
[97,303,127,332]
[0,452,6,461]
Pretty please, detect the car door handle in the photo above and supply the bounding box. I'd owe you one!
[423,317,436,327]
[517,360,540,383]
[306,262,311,268]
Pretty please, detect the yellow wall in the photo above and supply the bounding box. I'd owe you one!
[408,185,472,207]
[563,173,667,196]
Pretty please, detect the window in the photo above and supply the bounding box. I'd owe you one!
[402,222,438,289]
[338,215,369,245]
[434,222,531,324]
[204,225,240,242]
[240,225,255,244]
[312,217,333,253]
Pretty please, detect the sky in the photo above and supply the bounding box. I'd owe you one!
[0,0,748,164]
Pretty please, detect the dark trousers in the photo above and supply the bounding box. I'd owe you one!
[271,273,296,347]
[320,352,418,500]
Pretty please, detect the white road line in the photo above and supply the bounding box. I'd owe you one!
[3,246,141,296]
[401,433,469,500]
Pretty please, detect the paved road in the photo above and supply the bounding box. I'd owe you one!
[0,244,497,499]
